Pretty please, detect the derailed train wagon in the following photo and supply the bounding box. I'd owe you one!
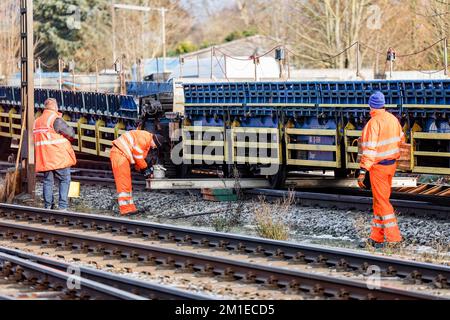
[172,80,450,187]
[0,79,449,188]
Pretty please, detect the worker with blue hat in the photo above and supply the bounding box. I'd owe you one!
[358,91,405,248]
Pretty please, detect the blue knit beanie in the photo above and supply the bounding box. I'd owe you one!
[369,91,385,109]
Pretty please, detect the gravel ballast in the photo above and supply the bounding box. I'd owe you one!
[28,182,450,255]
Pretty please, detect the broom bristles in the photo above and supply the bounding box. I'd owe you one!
[6,169,21,203]
[0,167,21,203]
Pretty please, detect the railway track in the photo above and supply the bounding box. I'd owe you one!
[247,189,450,219]
[0,204,448,300]
[0,160,146,188]
[0,246,209,300]
[1,160,448,218]
[0,250,145,300]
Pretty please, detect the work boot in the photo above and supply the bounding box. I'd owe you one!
[121,210,140,217]
[384,242,402,250]
[358,239,384,249]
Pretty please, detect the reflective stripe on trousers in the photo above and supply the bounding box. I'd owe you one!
[372,220,398,229]
[369,163,402,243]
[110,147,137,215]
[118,199,134,206]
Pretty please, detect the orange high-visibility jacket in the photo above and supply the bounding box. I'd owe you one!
[34,110,77,172]
[112,130,156,170]
[360,109,405,171]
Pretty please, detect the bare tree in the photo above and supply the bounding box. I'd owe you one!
[74,0,194,72]
[0,1,20,83]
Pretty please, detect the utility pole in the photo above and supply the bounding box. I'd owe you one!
[286,47,291,79]
[444,37,448,77]
[37,57,42,88]
[356,42,361,78]
[95,59,99,92]
[58,58,64,91]
[119,56,126,95]
[196,55,200,77]
[161,7,167,73]
[111,0,116,63]
[223,55,227,79]
[69,59,76,91]
[20,0,35,197]
[210,47,214,79]
[112,4,167,74]
[179,56,184,78]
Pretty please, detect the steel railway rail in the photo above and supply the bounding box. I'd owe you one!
[0,250,145,300]
[0,246,209,300]
[0,160,145,188]
[247,189,450,219]
[0,204,448,300]
[1,160,448,218]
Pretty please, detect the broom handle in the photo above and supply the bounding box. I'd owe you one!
[10,106,28,195]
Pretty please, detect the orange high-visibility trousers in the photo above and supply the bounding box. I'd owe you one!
[370,163,402,243]
[110,146,137,215]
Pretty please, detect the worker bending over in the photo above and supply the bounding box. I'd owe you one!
[358,92,404,248]
[110,129,163,216]
[34,98,77,210]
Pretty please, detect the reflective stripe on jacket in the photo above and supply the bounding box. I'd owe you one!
[112,130,156,170]
[34,109,77,172]
[360,109,405,171]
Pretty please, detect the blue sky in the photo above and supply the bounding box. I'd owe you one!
[181,0,235,20]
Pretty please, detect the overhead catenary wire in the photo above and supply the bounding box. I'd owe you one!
[214,45,283,62]
[396,38,447,58]
[286,42,358,63]
[417,67,446,75]
[7,37,448,82]
[213,53,230,82]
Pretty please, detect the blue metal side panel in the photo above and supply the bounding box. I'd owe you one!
[183,79,450,107]
[0,86,139,119]
[127,82,172,97]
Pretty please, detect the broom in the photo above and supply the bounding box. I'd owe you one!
[0,108,27,204]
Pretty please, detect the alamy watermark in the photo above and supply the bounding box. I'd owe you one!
[66,265,81,290]
[170,123,280,176]
[366,265,381,290]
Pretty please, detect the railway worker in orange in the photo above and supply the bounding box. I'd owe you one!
[110,129,163,216]
[34,98,77,210]
[358,91,405,248]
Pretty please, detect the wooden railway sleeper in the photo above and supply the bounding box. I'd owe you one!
[434,274,448,289]
[1,261,13,277]
[42,237,59,248]
[338,288,351,300]
[292,251,307,264]
[383,266,397,277]
[266,275,279,289]
[200,238,210,247]
[166,232,176,242]
[182,235,193,244]
[254,245,266,256]
[220,267,235,281]
[178,259,194,273]
[275,248,285,259]
[198,263,214,276]
[218,240,232,251]
[312,283,325,297]
[244,271,256,283]
[148,230,159,240]
[287,280,301,294]
[336,259,350,272]
[404,270,423,285]
[311,254,328,267]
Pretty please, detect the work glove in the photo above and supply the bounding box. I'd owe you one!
[142,167,154,179]
[357,169,368,189]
